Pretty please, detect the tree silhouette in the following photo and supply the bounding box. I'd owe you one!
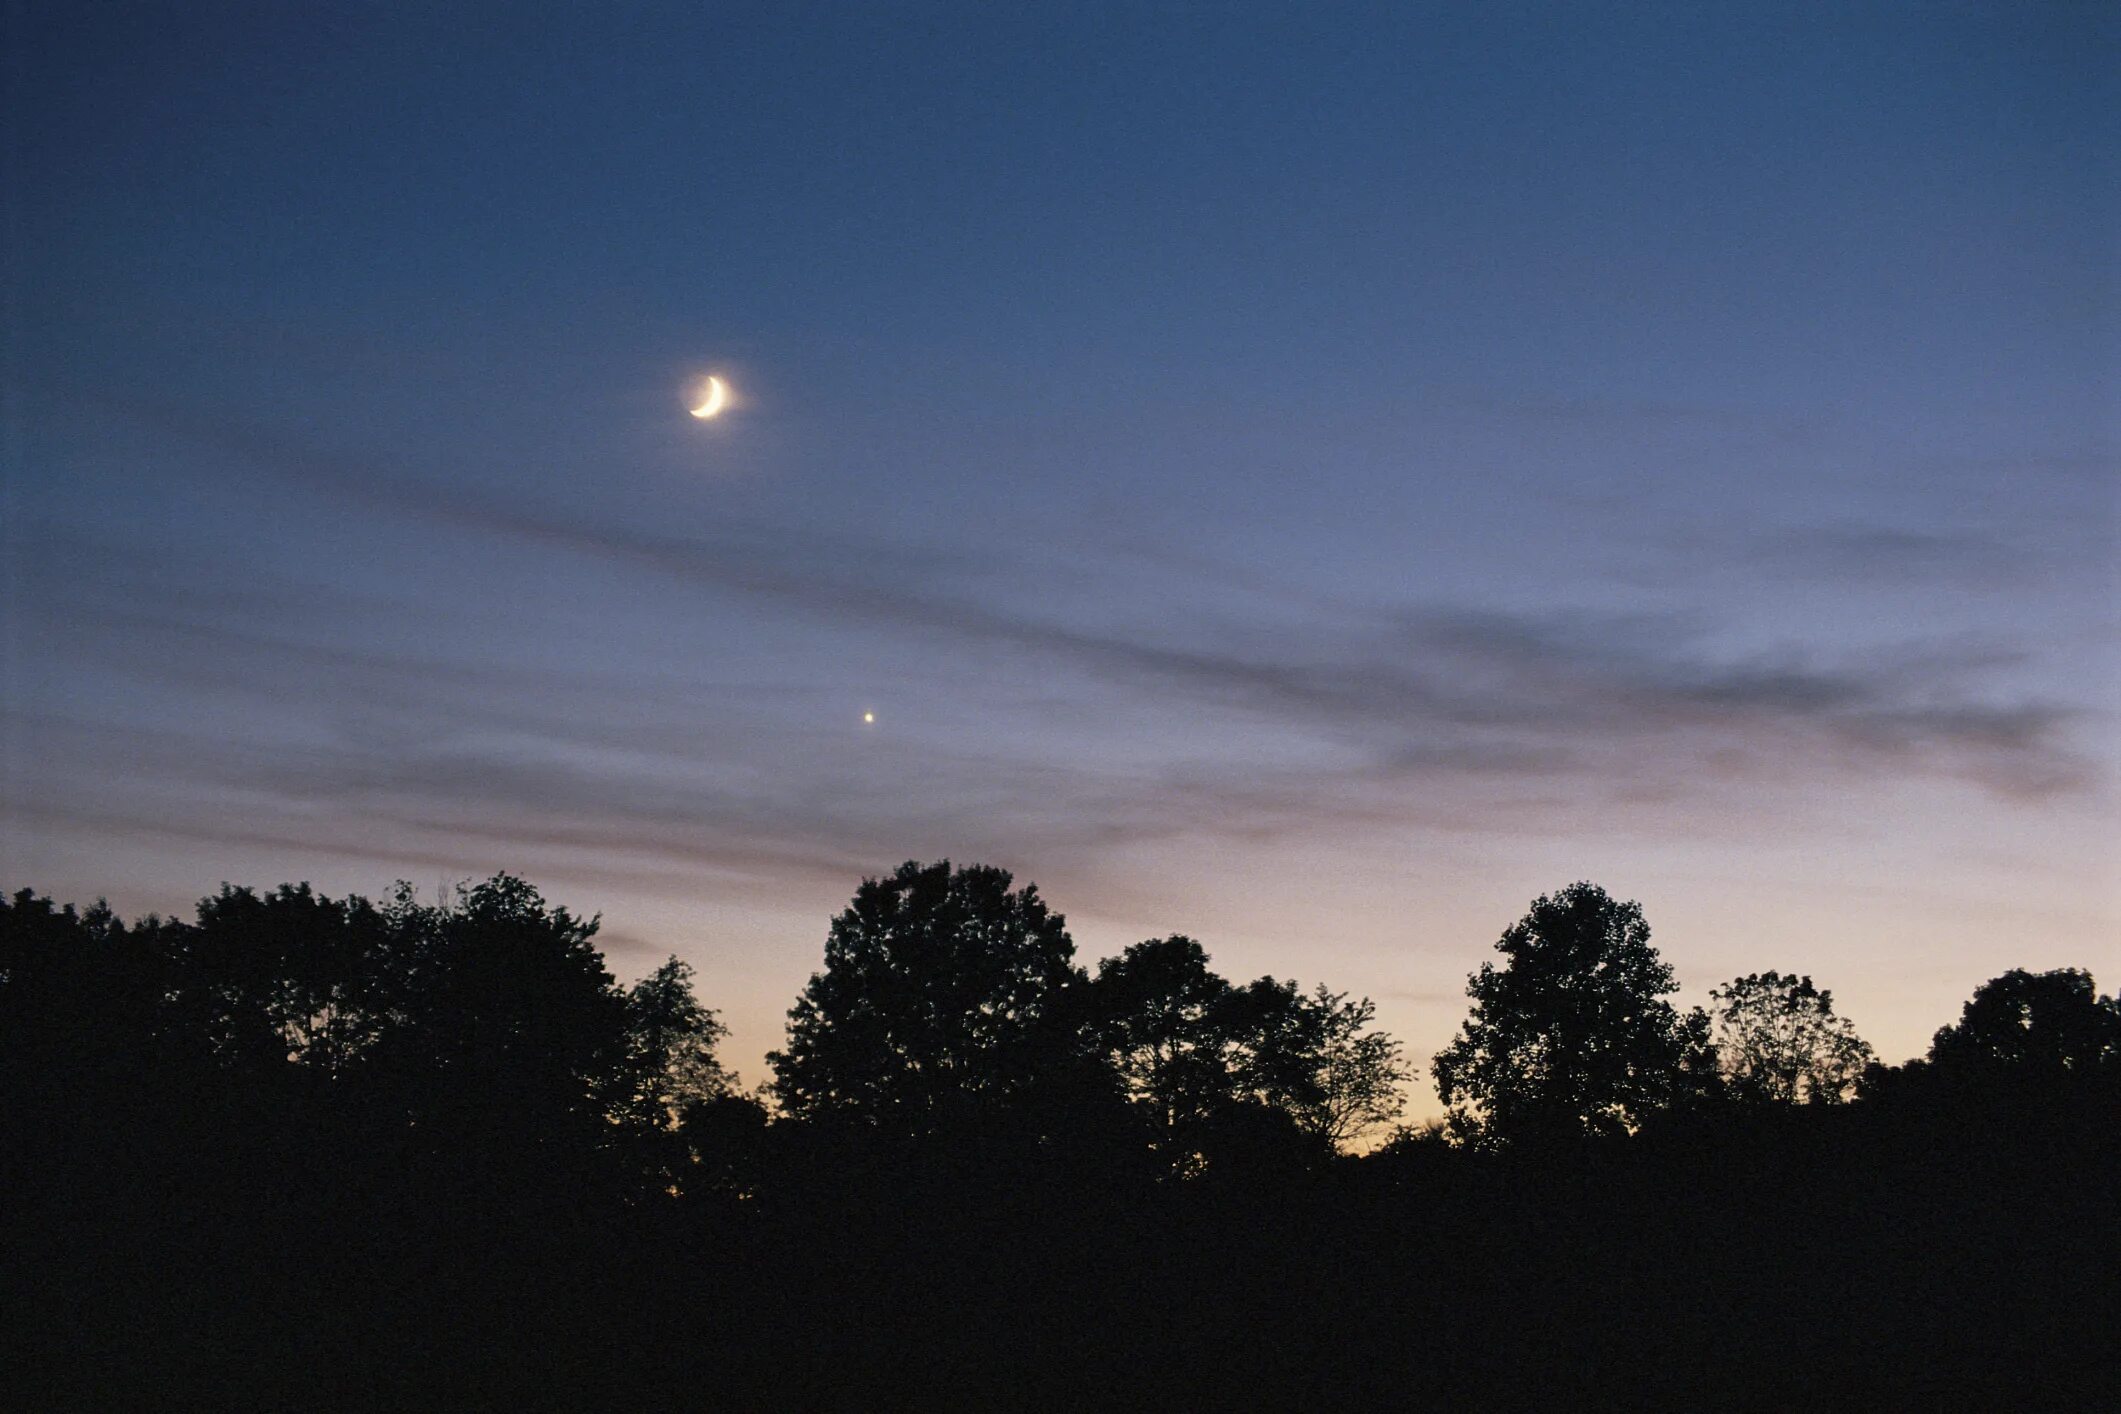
[1091,939,1408,1166]
[0,888,193,1133]
[174,882,400,1080]
[1285,986,1410,1146]
[1090,935,1242,1164]
[618,955,759,1194]
[1432,882,1711,1148]
[10,867,2119,1410]
[768,860,1088,1134]
[1709,971,1873,1104]
[1927,967,2119,1078]
[364,874,633,1165]
[622,955,737,1128]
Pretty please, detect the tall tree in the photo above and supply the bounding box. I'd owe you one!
[1091,940,1409,1162]
[1432,882,1711,1148]
[1283,986,1410,1147]
[768,860,1087,1134]
[1927,968,2119,1078]
[622,955,737,1128]
[1709,971,1874,1105]
[1091,935,1240,1150]
[368,874,632,1157]
[0,889,192,1130]
[618,955,760,1195]
[175,882,398,1079]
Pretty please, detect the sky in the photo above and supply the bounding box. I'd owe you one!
[5,2,2116,1113]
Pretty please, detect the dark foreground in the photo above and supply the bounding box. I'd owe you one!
[7,874,2116,1408]
[9,1088,2115,1412]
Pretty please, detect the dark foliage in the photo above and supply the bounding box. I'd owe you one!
[1088,934,1407,1173]
[1432,882,1716,1148]
[1710,969,1875,1104]
[1928,966,2120,1077]
[766,860,1102,1138]
[4,873,2114,1411]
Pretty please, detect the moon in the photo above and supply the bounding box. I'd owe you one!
[689,376,729,419]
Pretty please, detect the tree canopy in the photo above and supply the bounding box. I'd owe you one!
[8,867,2116,1410]
[1431,882,1711,1148]
[1089,937,1409,1169]
[1710,971,1874,1105]
[767,860,1089,1134]
[1,874,758,1202]
[1927,967,2120,1078]
[1090,935,1242,1153]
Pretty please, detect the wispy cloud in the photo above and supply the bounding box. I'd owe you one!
[1742,524,2040,589]
[6,392,2101,907]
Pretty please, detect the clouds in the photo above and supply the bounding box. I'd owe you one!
[1729,523,2081,593]
[7,0,2115,1114]
[6,391,2100,923]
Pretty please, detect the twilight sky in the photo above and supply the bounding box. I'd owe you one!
[5,3,2116,1110]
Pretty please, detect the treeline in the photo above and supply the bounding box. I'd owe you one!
[5,863,2116,1410]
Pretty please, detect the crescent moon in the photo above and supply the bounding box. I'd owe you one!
[689,376,728,419]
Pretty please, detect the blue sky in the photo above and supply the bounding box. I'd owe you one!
[6,2,2115,1103]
